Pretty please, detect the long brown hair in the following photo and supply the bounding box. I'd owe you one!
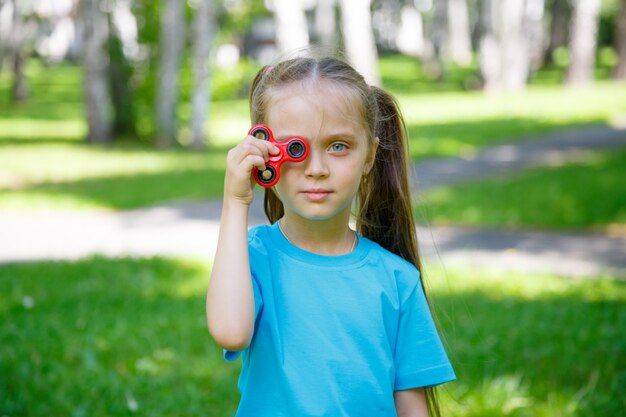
[249,56,441,416]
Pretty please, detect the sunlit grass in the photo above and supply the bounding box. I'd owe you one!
[417,147,626,231]
[0,143,227,210]
[1,257,623,416]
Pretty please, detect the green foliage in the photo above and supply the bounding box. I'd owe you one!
[1,258,624,415]
[418,147,626,231]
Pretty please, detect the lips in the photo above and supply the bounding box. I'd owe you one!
[301,189,332,202]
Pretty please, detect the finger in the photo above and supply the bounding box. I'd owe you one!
[246,135,280,157]
[243,154,267,172]
[231,140,268,165]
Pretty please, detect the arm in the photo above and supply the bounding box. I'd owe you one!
[206,136,278,351]
[394,388,428,417]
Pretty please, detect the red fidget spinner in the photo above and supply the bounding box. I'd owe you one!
[248,124,309,187]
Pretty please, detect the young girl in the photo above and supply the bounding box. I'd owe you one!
[206,56,455,417]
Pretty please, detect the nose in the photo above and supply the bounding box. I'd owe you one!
[303,148,329,179]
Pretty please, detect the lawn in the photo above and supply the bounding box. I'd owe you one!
[416,147,626,232]
[0,257,623,416]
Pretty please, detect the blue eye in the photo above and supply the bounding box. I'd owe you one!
[330,143,347,152]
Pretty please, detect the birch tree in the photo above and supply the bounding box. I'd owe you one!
[315,0,337,49]
[447,0,472,66]
[155,0,185,148]
[478,0,541,92]
[82,0,112,143]
[190,0,216,149]
[339,0,381,86]
[566,0,601,86]
[272,0,309,55]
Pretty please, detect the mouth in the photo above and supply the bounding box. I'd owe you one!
[301,189,332,202]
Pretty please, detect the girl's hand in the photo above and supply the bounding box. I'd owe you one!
[224,135,280,206]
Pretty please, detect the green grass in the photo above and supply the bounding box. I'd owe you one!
[0,142,227,210]
[1,56,625,211]
[417,147,626,232]
[1,257,624,416]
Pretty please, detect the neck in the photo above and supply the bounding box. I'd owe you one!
[279,211,356,256]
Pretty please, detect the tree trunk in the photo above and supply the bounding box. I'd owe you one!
[566,0,601,86]
[315,0,337,50]
[156,0,185,148]
[190,0,216,149]
[396,4,426,59]
[9,0,28,103]
[339,0,381,86]
[273,0,309,55]
[82,0,112,143]
[0,0,12,74]
[526,0,546,71]
[447,0,472,66]
[479,0,532,92]
[613,0,626,79]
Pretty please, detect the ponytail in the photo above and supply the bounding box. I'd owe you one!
[357,86,421,271]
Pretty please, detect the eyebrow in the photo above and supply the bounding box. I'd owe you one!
[277,132,356,142]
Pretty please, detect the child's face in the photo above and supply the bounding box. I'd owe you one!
[266,81,377,222]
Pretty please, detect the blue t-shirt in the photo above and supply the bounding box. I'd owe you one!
[224,223,455,416]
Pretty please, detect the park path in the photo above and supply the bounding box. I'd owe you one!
[2,124,625,277]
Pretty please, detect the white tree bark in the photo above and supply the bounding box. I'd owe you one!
[396,4,426,59]
[315,0,337,49]
[190,0,216,149]
[479,0,535,92]
[566,0,601,86]
[82,0,112,143]
[447,0,472,66]
[339,0,381,86]
[272,0,309,55]
[156,0,185,147]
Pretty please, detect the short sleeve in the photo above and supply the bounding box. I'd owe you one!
[223,272,264,362]
[394,276,455,390]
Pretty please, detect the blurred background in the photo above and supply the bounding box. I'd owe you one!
[1,0,625,416]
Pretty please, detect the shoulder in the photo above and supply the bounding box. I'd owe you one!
[363,237,419,275]
[247,224,273,256]
[362,237,423,296]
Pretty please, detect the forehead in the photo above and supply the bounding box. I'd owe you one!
[265,81,366,140]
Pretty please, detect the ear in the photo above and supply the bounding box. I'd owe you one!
[364,136,379,175]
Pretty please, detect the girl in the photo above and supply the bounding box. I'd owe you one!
[206,56,455,417]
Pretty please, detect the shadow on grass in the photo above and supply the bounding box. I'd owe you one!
[1,257,624,416]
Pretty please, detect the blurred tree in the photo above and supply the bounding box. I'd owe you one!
[190,0,216,149]
[156,0,186,147]
[272,0,309,54]
[339,0,381,86]
[81,0,113,143]
[315,0,338,50]
[566,0,601,85]
[6,0,37,103]
[478,0,534,92]
[447,0,472,66]
[614,0,626,78]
